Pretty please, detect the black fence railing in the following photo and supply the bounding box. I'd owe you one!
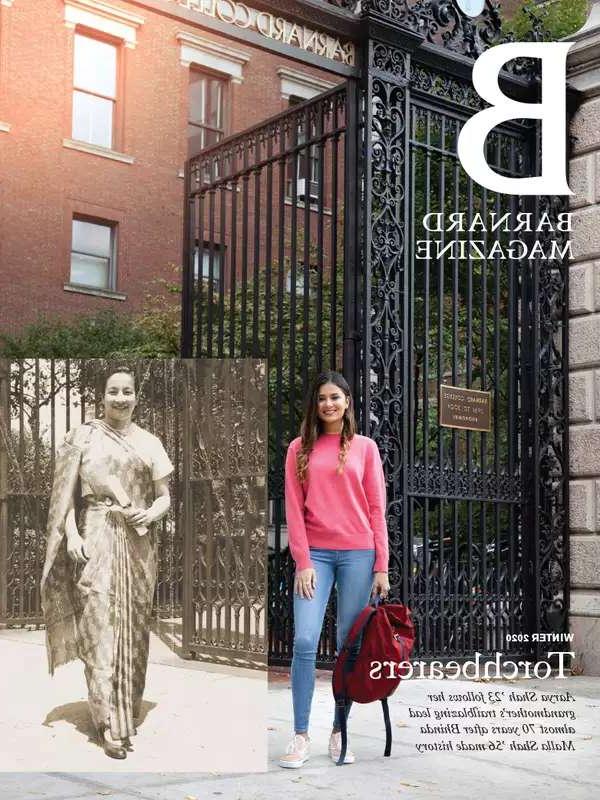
[0,359,185,626]
[181,4,569,668]
[181,359,267,668]
[181,86,357,666]
[400,103,533,658]
[0,359,267,669]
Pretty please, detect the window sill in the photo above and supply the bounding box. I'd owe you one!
[284,197,332,216]
[64,283,127,301]
[63,138,135,164]
[0,122,11,133]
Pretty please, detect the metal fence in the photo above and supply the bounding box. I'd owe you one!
[0,359,267,668]
[181,359,267,667]
[401,101,532,657]
[180,85,357,665]
[0,359,185,626]
[182,1,569,666]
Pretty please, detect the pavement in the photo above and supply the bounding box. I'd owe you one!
[0,646,599,800]
[0,626,266,774]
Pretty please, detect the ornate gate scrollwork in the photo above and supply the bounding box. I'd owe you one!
[360,0,569,660]
[181,0,570,665]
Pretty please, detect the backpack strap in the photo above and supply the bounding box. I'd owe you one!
[337,699,348,766]
[334,606,376,767]
[381,697,392,757]
[335,606,376,684]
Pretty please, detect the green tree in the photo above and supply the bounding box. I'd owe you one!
[502,0,588,41]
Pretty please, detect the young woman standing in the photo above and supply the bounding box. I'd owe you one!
[279,371,390,768]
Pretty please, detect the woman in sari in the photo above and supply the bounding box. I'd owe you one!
[41,368,173,760]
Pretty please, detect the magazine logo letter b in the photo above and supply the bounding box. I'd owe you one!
[458,43,573,196]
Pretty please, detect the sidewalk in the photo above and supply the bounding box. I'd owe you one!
[0,666,598,799]
[0,626,266,774]
[265,670,600,800]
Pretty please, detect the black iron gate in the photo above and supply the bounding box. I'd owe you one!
[180,85,358,665]
[181,0,569,665]
[0,359,185,627]
[361,3,568,664]
[0,358,267,669]
[181,359,267,668]
[371,64,544,659]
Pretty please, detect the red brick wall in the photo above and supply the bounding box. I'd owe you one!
[0,0,342,331]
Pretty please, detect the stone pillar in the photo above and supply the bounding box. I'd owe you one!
[567,0,600,675]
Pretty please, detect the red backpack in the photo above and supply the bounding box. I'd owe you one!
[332,600,415,766]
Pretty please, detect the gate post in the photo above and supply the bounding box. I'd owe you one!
[0,359,9,623]
[181,361,194,654]
[342,79,361,416]
[181,163,195,359]
[357,5,424,601]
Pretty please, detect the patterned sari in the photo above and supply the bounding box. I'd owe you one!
[41,420,162,741]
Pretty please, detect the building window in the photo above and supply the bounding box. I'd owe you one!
[288,95,320,203]
[70,218,116,290]
[188,70,227,158]
[72,33,118,149]
[285,264,316,297]
[193,243,223,291]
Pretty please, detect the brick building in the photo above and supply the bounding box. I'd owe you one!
[0,0,352,329]
[0,0,528,332]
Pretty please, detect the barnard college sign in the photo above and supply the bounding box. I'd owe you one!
[165,0,356,64]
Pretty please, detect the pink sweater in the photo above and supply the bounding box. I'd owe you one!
[284,433,389,572]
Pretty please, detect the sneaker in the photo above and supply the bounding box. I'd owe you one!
[328,731,356,764]
[278,734,310,769]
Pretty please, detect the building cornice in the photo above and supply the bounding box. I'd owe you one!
[567,0,600,98]
[127,0,359,40]
[118,0,359,75]
[65,0,145,27]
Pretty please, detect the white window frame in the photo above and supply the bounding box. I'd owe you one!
[63,1,141,159]
[177,31,249,84]
[188,68,228,156]
[279,69,336,205]
[193,242,224,291]
[0,0,12,136]
[69,217,118,293]
[63,0,144,49]
[71,32,118,150]
[277,67,336,102]
[285,264,316,297]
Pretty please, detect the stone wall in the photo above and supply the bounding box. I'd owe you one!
[567,0,600,675]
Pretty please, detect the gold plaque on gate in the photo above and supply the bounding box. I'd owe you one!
[439,384,491,432]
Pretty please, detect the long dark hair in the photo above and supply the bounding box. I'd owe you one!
[296,371,356,482]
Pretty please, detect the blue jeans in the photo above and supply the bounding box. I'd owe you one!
[291,548,375,734]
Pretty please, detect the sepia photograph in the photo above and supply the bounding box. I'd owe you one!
[0,358,267,771]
